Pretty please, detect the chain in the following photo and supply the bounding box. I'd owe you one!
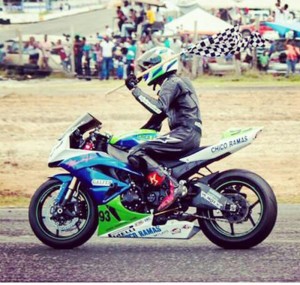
[191,213,231,224]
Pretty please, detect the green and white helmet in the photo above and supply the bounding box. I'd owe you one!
[137,47,178,86]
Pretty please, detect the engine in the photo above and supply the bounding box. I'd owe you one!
[120,181,167,213]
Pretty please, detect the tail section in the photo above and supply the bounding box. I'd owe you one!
[180,127,263,163]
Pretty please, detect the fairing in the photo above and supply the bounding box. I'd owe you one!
[58,152,142,205]
[98,196,200,239]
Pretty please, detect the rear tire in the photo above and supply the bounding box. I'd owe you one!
[198,169,277,249]
[29,178,98,249]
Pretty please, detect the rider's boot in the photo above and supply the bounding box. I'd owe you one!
[156,176,187,212]
[146,168,187,212]
[128,152,187,212]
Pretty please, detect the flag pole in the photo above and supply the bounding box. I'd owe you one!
[105,52,182,96]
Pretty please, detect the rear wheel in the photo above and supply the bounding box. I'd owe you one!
[198,169,277,249]
[29,178,98,249]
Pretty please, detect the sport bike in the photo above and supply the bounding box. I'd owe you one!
[29,113,277,249]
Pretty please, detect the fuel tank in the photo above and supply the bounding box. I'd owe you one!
[109,129,158,149]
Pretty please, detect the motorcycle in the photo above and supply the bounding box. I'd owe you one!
[29,113,277,249]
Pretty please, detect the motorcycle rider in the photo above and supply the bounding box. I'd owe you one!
[125,47,202,212]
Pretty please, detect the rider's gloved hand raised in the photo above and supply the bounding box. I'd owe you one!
[125,73,139,90]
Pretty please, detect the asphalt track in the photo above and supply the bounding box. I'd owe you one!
[0,205,299,282]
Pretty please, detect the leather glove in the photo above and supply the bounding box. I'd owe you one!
[125,73,139,90]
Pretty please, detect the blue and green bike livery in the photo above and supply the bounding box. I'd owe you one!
[29,113,277,249]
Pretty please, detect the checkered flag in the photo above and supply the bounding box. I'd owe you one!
[186,25,267,58]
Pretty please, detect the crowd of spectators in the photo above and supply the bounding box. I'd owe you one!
[52,0,180,80]
[1,0,299,78]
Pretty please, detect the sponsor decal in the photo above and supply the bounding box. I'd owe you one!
[92,179,113,186]
[99,210,111,222]
[182,224,192,230]
[147,172,165,186]
[211,136,248,153]
[66,154,97,168]
[138,226,161,237]
[124,233,139,238]
[108,224,162,238]
[228,136,248,147]
[211,142,228,153]
[136,134,156,141]
[201,191,223,209]
[108,225,136,238]
[171,228,181,234]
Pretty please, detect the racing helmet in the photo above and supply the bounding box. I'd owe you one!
[137,47,178,86]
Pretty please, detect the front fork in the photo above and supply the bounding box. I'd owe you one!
[55,177,78,206]
[51,176,79,218]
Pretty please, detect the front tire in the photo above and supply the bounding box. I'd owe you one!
[198,169,277,249]
[29,178,98,249]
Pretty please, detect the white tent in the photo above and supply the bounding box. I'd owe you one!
[164,7,233,36]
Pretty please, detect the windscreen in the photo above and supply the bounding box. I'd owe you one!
[59,113,101,140]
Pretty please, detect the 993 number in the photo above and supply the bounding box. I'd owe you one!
[99,210,111,222]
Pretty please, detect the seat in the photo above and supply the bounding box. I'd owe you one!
[149,146,209,168]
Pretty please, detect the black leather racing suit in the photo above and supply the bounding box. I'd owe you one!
[129,73,202,165]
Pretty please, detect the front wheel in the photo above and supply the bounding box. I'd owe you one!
[198,169,277,249]
[29,178,98,249]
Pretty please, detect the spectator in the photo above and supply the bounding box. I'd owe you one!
[122,38,137,77]
[116,6,127,32]
[112,52,124,79]
[93,43,103,79]
[285,39,300,77]
[170,38,182,54]
[164,37,170,48]
[282,4,290,21]
[259,50,269,72]
[155,7,164,23]
[96,32,103,40]
[100,36,114,80]
[105,25,113,38]
[82,37,92,78]
[54,39,70,71]
[228,6,242,25]
[73,35,83,76]
[121,8,137,38]
[0,44,6,64]
[39,34,52,70]
[142,5,156,36]
[116,58,125,79]
[135,3,145,26]
[219,8,231,22]
[25,36,40,65]
[274,2,284,22]
[122,0,131,19]
[140,35,154,53]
